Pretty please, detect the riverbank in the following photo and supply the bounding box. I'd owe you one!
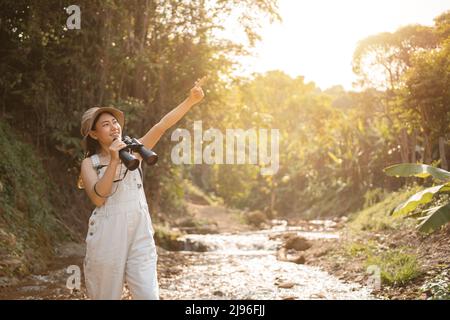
[294,188,450,300]
[0,203,372,300]
[1,193,448,300]
[301,225,450,300]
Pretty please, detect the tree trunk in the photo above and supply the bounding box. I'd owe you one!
[423,133,432,164]
[411,129,417,163]
[132,0,150,100]
[399,128,409,163]
[270,188,276,218]
[439,136,448,170]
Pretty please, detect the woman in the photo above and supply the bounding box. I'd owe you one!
[79,77,206,299]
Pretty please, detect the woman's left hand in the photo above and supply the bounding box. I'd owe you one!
[188,76,207,105]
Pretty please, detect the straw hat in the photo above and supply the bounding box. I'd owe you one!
[80,106,125,149]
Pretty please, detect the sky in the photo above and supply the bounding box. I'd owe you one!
[227,0,450,91]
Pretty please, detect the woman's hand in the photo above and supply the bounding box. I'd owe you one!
[188,76,207,105]
[109,138,127,162]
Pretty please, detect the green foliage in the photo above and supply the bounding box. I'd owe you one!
[183,179,220,206]
[384,163,450,232]
[384,163,450,181]
[0,0,280,221]
[349,185,422,232]
[345,240,421,286]
[345,241,377,258]
[391,184,449,217]
[403,37,450,147]
[366,250,421,286]
[363,188,388,209]
[152,224,183,251]
[1,2,449,244]
[0,120,70,276]
[417,203,450,233]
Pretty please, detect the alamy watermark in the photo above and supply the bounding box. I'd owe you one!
[170,121,280,175]
[366,265,381,292]
[66,265,81,291]
[65,5,81,30]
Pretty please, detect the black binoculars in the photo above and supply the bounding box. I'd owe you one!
[117,135,158,171]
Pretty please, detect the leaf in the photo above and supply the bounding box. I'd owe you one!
[328,151,343,164]
[384,163,450,182]
[391,184,449,217]
[417,203,450,233]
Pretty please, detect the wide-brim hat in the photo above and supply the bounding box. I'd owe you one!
[80,106,125,150]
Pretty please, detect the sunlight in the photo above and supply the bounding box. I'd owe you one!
[226,0,450,90]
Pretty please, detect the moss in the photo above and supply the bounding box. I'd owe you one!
[0,120,70,277]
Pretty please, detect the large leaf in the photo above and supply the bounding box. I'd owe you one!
[417,203,450,233]
[391,184,449,217]
[384,163,450,182]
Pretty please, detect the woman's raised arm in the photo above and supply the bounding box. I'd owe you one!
[138,76,206,149]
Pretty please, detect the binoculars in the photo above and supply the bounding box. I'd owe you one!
[117,135,158,171]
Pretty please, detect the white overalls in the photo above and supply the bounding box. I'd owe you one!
[83,154,159,300]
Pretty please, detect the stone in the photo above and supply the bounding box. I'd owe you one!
[278,282,295,289]
[292,255,305,264]
[284,235,311,251]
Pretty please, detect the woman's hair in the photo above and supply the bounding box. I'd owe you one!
[85,135,99,158]
[84,111,116,158]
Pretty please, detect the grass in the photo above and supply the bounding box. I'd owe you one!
[348,184,424,233]
[345,240,377,258]
[344,241,421,286]
[332,183,444,294]
[365,249,421,286]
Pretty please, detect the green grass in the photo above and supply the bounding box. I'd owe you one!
[345,240,377,258]
[348,185,424,232]
[344,241,421,286]
[338,184,429,289]
[365,249,421,286]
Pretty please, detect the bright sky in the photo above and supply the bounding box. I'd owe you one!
[229,0,450,91]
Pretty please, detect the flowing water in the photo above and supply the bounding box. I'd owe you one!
[0,221,374,300]
[159,223,374,300]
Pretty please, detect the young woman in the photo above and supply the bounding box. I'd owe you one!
[79,77,206,300]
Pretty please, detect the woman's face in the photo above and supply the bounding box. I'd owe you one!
[89,112,122,146]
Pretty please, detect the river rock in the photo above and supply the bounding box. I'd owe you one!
[276,248,306,264]
[284,235,311,251]
[175,238,209,252]
[277,282,296,289]
[292,255,305,264]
